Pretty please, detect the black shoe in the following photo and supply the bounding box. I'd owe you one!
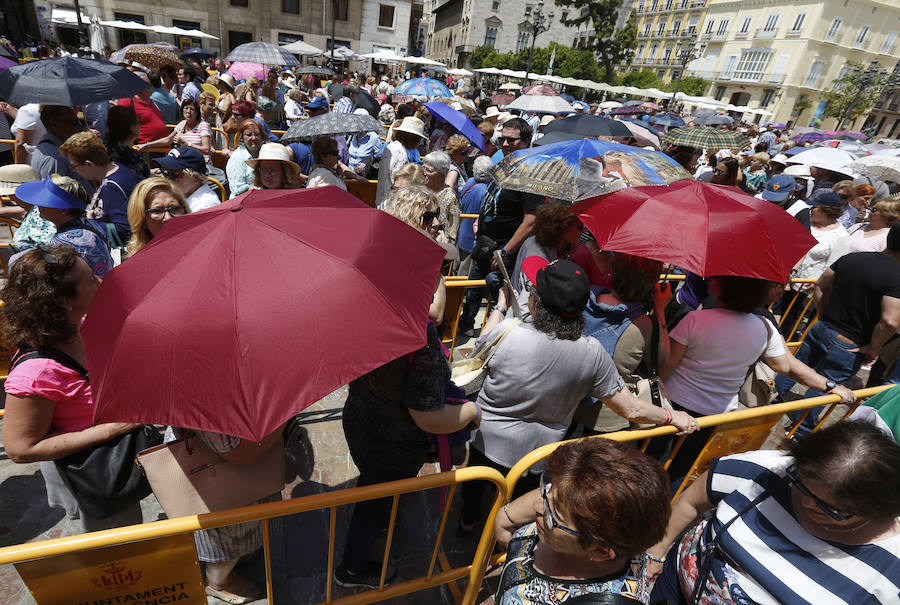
[333,560,397,589]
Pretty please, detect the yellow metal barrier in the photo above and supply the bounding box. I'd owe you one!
[0,138,16,161]
[0,465,508,605]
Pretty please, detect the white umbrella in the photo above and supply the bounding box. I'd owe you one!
[328,46,359,61]
[846,155,900,184]
[506,94,574,114]
[474,67,502,74]
[361,50,407,62]
[448,68,472,77]
[405,56,445,66]
[599,101,623,109]
[499,82,521,90]
[281,40,323,56]
[788,147,858,176]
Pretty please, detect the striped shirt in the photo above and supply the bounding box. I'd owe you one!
[686,450,900,604]
[334,96,354,114]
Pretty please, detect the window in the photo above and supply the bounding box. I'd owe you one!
[378,4,395,28]
[561,10,568,21]
[334,0,349,21]
[665,0,673,9]
[714,85,726,101]
[721,54,737,78]
[173,19,203,47]
[283,0,298,14]
[790,13,805,32]
[825,18,842,42]
[657,22,666,36]
[638,2,645,12]
[228,30,253,51]
[484,26,498,46]
[733,49,772,81]
[524,6,531,16]
[855,25,870,47]
[230,0,247,6]
[704,20,714,35]
[651,0,658,10]
[680,0,688,8]
[740,17,751,34]
[760,89,775,106]
[516,30,530,53]
[763,15,778,32]
[636,42,646,58]
[650,42,660,57]
[644,23,652,36]
[882,31,898,54]
[114,12,147,45]
[277,32,303,44]
[687,16,698,34]
[716,19,729,36]
[672,20,681,34]
[657,69,666,78]
[663,47,672,62]
[804,60,824,86]
[492,0,500,8]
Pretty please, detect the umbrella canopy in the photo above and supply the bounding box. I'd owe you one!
[570,180,817,282]
[84,187,447,442]
[424,101,485,152]
[783,145,815,157]
[151,42,180,52]
[610,106,646,115]
[661,127,750,151]
[618,120,662,149]
[763,122,787,129]
[786,147,858,176]
[0,56,148,106]
[0,56,16,75]
[506,94,574,115]
[640,102,662,111]
[394,77,452,98]
[599,101,623,109]
[280,112,384,142]
[181,47,216,59]
[227,61,270,82]
[498,82,521,91]
[846,155,900,184]
[691,113,733,126]
[122,44,182,70]
[329,47,360,61]
[226,42,300,66]
[280,40,323,56]
[354,89,380,118]
[0,45,16,61]
[791,132,829,144]
[835,141,870,156]
[543,114,632,139]
[648,113,685,128]
[490,138,690,202]
[296,65,335,76]
[522,84,559,96]
[490,93,514,106]
[827,130,868,141]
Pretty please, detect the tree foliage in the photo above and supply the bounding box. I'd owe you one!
[555,1,637,81]
[469,42,603,82]
[823,61,890,126]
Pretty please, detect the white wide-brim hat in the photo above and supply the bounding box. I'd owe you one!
[245,143,302,179]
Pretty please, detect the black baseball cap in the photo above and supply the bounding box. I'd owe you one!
[522,257,590,319]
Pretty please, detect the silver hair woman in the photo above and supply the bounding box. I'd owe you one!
[422,151,460,246]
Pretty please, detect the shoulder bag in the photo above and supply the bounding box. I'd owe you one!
[738,315,777,408]
[10,349,162,520]
[630,317,674,427]
[136,431,284,519]
[450,318,521,396]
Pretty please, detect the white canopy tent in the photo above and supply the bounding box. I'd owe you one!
[281,40,323,56]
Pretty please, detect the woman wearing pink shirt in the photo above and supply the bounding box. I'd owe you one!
[1,245,145,531]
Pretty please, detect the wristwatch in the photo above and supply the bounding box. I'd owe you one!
[824,379,837,391]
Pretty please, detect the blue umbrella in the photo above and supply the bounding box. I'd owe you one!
[181,47,216,59]
[0,56,149,106]
[783,145,817,156]
[394,77,452,98]
[649,113,685,128]
[225,42,300,66]
[560,93,575,102]
[623,118,665,136]
[490,138,691,202]
[424,101,485,152]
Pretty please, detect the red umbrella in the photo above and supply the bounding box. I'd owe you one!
[640,102,662,111]
[83,187,446,442]
[490,93,514,106]
[522,84,560,96]
[570,180,817,281]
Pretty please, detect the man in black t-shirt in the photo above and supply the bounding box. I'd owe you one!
[776,224,900,433]
[459,118,543,334]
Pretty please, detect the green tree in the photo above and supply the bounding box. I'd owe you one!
[670,75,709,97]
[556,1,637,82]
[823,61,890,128]
[622,69,663,89]
[469,45,496,69]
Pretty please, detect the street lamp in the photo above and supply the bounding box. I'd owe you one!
[665,41,706,110]
[523,0,554,86]
[837,59,885,130]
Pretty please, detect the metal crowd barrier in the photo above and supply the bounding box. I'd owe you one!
[0,387,891,604]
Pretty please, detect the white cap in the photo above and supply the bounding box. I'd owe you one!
[783,163,813,180]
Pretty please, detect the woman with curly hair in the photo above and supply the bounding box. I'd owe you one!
[460,257,697,530]
[1,245,145,531]
[126,176,191,257]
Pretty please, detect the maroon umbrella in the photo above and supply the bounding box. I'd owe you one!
[522,84,559,96]
[490,93,514,106]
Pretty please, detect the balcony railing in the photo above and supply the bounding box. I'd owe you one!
[690,0,705,6]
[700,30,712,39]
[736,30,749,38]
[712,31,729,40]
[786,28,803,37]
[755,27,778,39]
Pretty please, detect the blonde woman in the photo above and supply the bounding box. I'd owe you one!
[126,177,191,257]
[392,164,425,190]
[444,134,470,196]
[847,197,900,253]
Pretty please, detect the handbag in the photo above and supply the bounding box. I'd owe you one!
[471,233,501,267]
[631,317,674,428]
[738,315,777,408]
[136,431,285,519]
[450,318,521,396]
[9,348,162,520]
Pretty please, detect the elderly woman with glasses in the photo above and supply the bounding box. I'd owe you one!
[494,437,670,604]
[647,421,900,604]
[225,119,266,199]
[847,197,900,253]
[422,150,461,247]
[307,137,367,190]
[125,176,191,257]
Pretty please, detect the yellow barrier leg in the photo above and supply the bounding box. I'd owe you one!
[263,517,275,604]
[326,506,337,603]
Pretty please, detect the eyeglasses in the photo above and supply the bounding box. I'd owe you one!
[540,471,583,537]
[421,210,439,225]
[145,205,187,221]
[499,136,521,145]
[786,466,854,521]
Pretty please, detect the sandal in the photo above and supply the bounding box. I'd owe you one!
[205,576,263,604]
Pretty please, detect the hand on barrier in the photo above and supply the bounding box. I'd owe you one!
[670,410,699,435]
[830,384,856,404]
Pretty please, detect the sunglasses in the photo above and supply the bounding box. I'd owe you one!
[786,466,854,521]
[540,471,583,537]
[838,193,852,200]
[421,210,439,225]
[499,136,521,145]
[145,205,187,221]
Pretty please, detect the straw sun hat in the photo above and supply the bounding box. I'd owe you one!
[245,143,302,180]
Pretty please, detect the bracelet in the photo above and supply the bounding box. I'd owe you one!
[664,408,672,425]
[503,503,516,525]
[645,551,666,563]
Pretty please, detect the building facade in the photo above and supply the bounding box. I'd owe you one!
[424,0,633,69]
[686,0,900,129]
[38,0,413,56]
[628,0,709,82]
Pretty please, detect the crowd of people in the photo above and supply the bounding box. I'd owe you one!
[1,49,900,604]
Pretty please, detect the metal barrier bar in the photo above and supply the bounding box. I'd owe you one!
[0,138,16,162]
[0,465,508,605]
